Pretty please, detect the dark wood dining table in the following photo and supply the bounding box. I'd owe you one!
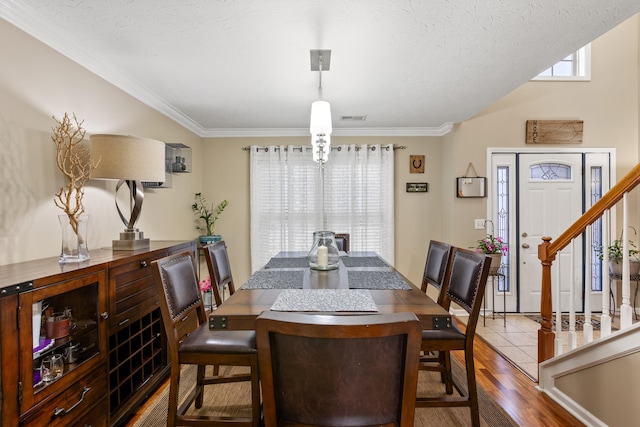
[208,252,452,331]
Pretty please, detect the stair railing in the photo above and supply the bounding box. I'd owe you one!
[538,162,640,363]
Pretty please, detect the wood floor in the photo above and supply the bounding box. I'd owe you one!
[124,323,583,427]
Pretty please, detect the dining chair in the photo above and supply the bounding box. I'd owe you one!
[203,240,236,307]
[334,233,350,252]
[151,251,260,427]
[419,240,454,388]
[416,247,491,427]
[256,311,421,427]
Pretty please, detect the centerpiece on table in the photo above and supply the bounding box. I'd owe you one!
[192,193,228,245]
[475,226,508,274]
[52,113,100,263]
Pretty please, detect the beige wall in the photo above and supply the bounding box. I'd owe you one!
[555,351,640,425]
[202,136,443,286]
[444,14,640,247]
[0,19,203,266]
[1,14,639,296]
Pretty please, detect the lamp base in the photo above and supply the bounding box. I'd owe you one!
[112,229,150,251]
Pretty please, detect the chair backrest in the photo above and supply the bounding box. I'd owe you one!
[203,240,236,307]
[444,247,491,338]
[151,251,206,355]
[256,311,421,427]
[334,233,350,252]
[421,240,453,307]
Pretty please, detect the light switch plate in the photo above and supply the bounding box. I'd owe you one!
[474,219,485,230]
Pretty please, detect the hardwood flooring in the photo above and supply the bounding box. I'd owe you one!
[456,320,584,426]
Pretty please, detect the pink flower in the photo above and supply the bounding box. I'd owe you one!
[199,276,212,292]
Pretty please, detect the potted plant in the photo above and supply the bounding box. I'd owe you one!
[598,238,640,276]
[475,232,508,274]
[192,193,228,245]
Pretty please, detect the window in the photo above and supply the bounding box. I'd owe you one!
[249,144,394,272]
[532,44,591,81]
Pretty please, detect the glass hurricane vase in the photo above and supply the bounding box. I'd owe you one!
[308,231,340,270]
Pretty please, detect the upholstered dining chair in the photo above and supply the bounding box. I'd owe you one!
[419,240,454,388]
[416,247,491,427]
[256,311,421,427]
[334,233,350,253]
[151,251,260,427]
[203,240,236,307]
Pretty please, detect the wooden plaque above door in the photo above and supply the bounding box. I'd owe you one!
[525,120,583,144]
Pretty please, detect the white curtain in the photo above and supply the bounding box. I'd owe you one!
[250,144,394,272]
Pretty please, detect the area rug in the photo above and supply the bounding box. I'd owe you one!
[524,314,606,331]
[131,359,517,427]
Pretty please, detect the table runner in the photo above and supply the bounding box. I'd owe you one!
[270,289,378,312]
[264,257,309,269]
[347,271,412,290]
[240,270,304,289]
[340,256,390,268]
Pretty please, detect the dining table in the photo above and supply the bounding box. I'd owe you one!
[208,251,452,331]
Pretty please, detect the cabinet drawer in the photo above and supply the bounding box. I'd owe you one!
[21,369,107,427]
[70,396,108,427]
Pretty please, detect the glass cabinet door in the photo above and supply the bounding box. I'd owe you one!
[19,269,107,412]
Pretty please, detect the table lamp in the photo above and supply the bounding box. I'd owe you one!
[90,134,165,250]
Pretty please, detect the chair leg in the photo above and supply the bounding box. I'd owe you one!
[250,358,261,427]
[465,350,480,427]
[167,363,181,427]
[195,364,206,408]
[442,351,453,395]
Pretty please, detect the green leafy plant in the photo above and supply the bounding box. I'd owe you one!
[597,239,639,263]
[192,193,228,236]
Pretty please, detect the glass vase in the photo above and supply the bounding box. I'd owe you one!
[308,231,340,270]
[59,215,90,264]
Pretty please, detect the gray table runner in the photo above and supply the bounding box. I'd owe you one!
[270,289,378,312]
[264,257,309,269]
[240,270,304,289]
[347,271,412,290]
[340,256,389,268]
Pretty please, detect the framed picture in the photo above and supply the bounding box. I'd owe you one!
[406,183,428,193]
[456,177,486,198]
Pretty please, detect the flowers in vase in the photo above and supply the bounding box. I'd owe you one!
[475,234,508,255]
[199,276,212,293]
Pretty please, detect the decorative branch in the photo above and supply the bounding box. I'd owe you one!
[52,113,100,239]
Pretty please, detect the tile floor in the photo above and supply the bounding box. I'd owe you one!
[473,313,614,381]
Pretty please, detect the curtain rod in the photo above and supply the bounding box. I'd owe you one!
[242,145,406,152]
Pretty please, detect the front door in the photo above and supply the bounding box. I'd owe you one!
[518,153,583,312]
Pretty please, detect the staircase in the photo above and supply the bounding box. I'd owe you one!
[536,162,640,426]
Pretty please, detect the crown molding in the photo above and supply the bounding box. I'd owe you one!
[200,123,454,138]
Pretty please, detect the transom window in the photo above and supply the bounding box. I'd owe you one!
[532,44,591,81]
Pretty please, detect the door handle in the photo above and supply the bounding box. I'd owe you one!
[522,243,530,248]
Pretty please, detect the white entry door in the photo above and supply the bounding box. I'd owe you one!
[518,153,583,312]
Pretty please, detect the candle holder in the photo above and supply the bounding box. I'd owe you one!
[308,231,340,270]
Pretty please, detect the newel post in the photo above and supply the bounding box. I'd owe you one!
[538,236,555,364]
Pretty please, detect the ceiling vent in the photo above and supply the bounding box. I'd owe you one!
[340,115,367,121]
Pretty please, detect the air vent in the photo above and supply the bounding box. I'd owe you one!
[340,115,367,121]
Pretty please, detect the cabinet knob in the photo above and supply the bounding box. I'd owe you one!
[101,312,109,320]
[140,260,148,268]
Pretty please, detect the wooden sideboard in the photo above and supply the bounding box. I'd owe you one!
[0,240,196,426]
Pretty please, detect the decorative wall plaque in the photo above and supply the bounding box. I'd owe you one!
[409,155,425,173]
[526,120,583,144]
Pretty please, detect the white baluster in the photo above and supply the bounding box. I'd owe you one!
[600,210,612,336]
[583,226,593,343]
[621,193,633,328]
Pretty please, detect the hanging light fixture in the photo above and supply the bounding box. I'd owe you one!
[310,49,332,163]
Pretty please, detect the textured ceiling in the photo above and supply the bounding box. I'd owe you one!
[1,0,639,137]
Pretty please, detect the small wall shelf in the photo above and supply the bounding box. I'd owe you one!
[144,142,192,189]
